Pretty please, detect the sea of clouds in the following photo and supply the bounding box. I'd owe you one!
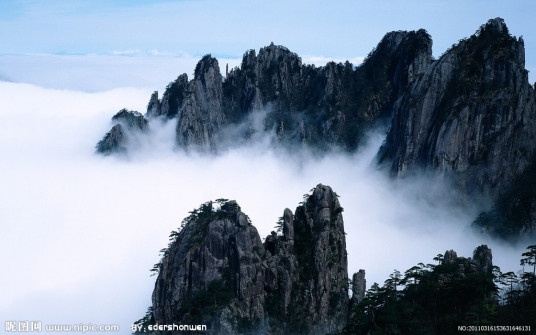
[0,55,530,332]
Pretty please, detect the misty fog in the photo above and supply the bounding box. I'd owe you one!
[0,79,529,331]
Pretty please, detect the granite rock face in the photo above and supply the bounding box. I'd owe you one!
[175,56,225,150]
[95,124,125,154]
[97,30,432,153]
[151,200,266,334]
[378,18,536,197]
[219,34,431,150]
[263,184,349,334]
[145,184,349,334]
[377,18,536,236]
[155,74,189,120]
[146,91,161,118]
[95,109,148,154]
[95,18,536,238]
[351,270,366,304]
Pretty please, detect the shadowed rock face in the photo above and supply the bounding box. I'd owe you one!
[264,184,349,334]
[95,124,125,154]
[146,184,349,335]
[151,200,266,334]
[377,18,536,236]
[95,109,148,154]
[351,270,366,304]
[220,34,431,151]
[379,18,536,197]
[438,245,493,284]
[96,18,536,238]
[97,30,432,153]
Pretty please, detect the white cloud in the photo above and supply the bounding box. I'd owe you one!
[0,81,528,333]
[302,55,365,67]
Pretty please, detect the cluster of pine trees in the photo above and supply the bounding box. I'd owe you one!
[342,245,536,335]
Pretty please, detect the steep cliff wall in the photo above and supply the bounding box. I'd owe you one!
[221,33,431,150]
[141,184,349,335]
[151,200,266,333]
[378,18,536,197]
[377,18,536,236]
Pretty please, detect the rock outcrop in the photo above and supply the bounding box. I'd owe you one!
[96,18,536,238]
[151,200,266,333]
[351,270,366,304]
[377,18,536,236]
[262,184,349,334]
[95,109,148,154]
[174,56,225,150]
[220,34,431,150]
[141,184,350,334]
[97,31,431,153]
[378,18,536,195]
[438,245,493,284]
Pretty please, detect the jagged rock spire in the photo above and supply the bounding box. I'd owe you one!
[145,184,349,334]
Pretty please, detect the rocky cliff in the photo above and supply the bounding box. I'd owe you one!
[379,18,536,195]
[138,184,352,335]
[97,30,431,153]
[96,18,536,238]
[439,245,493,282]
[95,109,148,154]
[377,18,536,236]
[219,34,431,151]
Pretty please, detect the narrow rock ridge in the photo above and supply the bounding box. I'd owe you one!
[97,30,431,153]
[143,184,350,334]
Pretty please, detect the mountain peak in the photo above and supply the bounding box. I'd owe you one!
[481,17,508,35]
[143,185,349,334]
[194,54,220,81]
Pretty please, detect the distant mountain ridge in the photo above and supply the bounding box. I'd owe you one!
[96,18,536,238]
[97,31,431,153]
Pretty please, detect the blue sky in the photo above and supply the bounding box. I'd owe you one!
[1,0,535,61]
[2,1,536,91]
